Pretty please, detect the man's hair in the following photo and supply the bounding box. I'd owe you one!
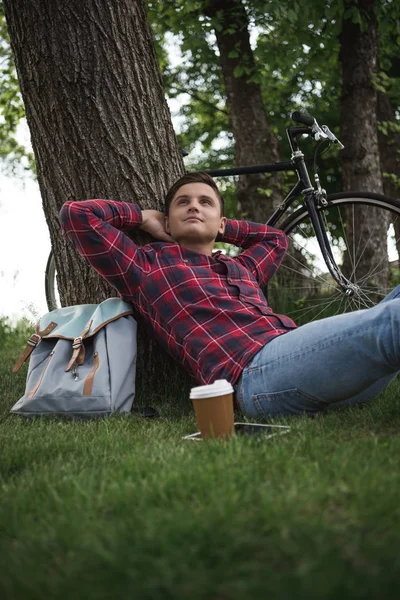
[164,172,224,216]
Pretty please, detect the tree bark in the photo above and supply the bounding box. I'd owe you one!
[205,0,283,222]
[377,91,400,201]
[377,90,400,261]
[4,0,194,397]
[339,0,388,291]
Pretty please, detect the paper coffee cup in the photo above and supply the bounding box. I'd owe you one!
[190,379,234,439]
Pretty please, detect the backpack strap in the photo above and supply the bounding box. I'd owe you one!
[12,321,58,373]
[65,319,93,373]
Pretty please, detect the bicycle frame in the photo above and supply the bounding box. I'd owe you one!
[206,127,358,296]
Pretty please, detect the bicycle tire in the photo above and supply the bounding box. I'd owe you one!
[269,192,400,324]
[45,250,59,311]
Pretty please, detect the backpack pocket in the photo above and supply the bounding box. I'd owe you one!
[27,349,55,398]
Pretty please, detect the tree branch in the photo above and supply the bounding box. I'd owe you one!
[169,85,229,116]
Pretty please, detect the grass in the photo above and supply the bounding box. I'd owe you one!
[1,345,400,599]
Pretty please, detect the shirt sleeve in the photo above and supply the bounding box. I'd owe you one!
[220,219,288,286]
[59,199,152,300]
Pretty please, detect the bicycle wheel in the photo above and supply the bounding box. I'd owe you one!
[268,192,400,325]
[45,250,60,311]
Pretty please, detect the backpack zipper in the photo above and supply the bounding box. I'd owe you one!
[83,352,99,397]
[27,350,55,398]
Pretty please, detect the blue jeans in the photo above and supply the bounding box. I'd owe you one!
[236,285,400,417]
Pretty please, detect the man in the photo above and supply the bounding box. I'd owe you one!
[60,172,400,417]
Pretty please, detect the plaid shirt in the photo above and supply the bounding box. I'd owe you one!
[60,199,297,385]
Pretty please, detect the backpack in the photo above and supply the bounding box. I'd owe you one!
[11,298,137,418]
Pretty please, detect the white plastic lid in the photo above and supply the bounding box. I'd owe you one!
[190,379,234,399]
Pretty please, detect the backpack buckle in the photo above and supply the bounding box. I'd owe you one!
[27,333,41,348]
[72,336,83,349]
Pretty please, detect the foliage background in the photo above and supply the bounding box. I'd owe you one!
[0,1,399,200]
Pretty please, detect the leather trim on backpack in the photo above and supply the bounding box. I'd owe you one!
[65,320,92,373]
[44,311,134,340]
[12,322,58,373]
[83,352,99,397]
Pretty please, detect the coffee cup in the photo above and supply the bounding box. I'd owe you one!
[190,379,234,440]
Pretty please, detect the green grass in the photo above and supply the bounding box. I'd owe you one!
[1,346,400,600]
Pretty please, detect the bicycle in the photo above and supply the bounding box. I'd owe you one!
[45,111,400,324]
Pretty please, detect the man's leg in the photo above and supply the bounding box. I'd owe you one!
[236,297,400,417]
[329,283,400,409]
[378,284,400,304]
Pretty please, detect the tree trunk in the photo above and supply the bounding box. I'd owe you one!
[4,0,194,397]
[205,0,283,222]
[377,90,400,261]
[203,0,310,319]
[339,0,388,292]
[377,91,400,201]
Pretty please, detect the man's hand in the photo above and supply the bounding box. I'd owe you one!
[140,210,175,242]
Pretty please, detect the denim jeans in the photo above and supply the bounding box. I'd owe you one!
[236,285,400,417]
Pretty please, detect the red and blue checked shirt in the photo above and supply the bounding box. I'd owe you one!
[59,200,297,386]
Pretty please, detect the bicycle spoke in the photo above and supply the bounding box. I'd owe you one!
[333,294,346,316]
[335,206,355,272]
[349,216,390,281]
[281,249,340,291]
[350,206,369,277]
[352,206,356,273]
[355,291,376,309]
[356,254,400,287]
[357,286,393,297]
[286,291,346,322]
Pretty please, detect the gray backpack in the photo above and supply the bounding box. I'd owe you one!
[11,298,137,418]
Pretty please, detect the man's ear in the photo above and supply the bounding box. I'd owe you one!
[218,217,227,235]
[165,215,170,233]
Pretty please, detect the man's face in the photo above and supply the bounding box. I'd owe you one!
[165,182,226,245]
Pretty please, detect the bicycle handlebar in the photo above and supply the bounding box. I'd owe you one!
[290,111,344,150]
[291,111,315,127]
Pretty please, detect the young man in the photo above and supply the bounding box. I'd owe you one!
[60,172,400,417]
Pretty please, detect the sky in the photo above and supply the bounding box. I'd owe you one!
[0,172,49,323]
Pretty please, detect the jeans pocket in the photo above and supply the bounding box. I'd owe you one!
[251,388,325,417]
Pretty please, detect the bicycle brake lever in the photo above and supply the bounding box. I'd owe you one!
[311,120,329,142]
[321,125,344,150]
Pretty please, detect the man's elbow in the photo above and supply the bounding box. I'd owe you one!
[278,229,289,252]
[59,201,71,232]
[59,200,83,232]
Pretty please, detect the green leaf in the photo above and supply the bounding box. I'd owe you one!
[233,65,244,78]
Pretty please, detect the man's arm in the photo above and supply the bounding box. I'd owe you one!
[59,199,173,300]
[219,219,288,286]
